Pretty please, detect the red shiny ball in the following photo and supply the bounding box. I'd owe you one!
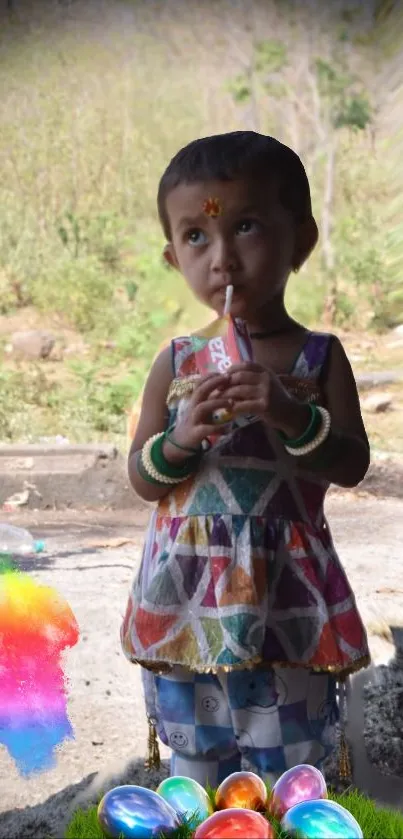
[194,808,274,839]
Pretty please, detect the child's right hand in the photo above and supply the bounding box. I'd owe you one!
[129,347,232,500]
[172,373,233,451]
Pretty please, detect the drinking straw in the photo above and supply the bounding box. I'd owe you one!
[223,284,233,317]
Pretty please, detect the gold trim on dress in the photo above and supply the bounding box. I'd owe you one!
[167,375,201,406]
[166,374,322,408]
[130,653,370,678]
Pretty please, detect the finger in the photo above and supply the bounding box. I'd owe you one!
[193,397,233,423]
[192,374,230,402]
[229,362,264,374]
[196,373,230,390]
[196,421,232,439]
[228,372,263,387]
[198,372,226,385]
[210,386,233,399]
[188,373,223,392]
[225,383,261,398]
[230,399,265,416]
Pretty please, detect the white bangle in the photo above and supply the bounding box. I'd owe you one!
[140,434,194,484]
[285,407,331,457]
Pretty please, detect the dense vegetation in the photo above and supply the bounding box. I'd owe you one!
[0,0,402,445]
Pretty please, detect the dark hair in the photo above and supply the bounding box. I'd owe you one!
[157,131,313,240]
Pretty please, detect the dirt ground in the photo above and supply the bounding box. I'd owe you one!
[0,494,402,838]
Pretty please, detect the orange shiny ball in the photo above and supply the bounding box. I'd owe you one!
[215,771,268,811]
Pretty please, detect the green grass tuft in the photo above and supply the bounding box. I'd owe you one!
[65,786,403,838]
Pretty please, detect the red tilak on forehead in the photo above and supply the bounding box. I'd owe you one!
[202,197,223,218]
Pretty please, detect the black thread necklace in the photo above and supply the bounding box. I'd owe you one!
[249,322,296,340]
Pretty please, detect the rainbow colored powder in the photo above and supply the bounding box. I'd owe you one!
[0,555,79,775]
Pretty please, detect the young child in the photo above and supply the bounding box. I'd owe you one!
[121,131,370,788]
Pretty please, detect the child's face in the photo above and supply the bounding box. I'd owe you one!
[163,177,316,321]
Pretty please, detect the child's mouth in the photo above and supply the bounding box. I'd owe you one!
[214,284,246,315]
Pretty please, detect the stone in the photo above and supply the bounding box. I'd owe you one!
[64,341,89,357]
[361,392,392,413]
[0,443,135,510]
[11,329,55,360]
[356,372,402,391]
[386,339,403,349]
[363,660,403,778]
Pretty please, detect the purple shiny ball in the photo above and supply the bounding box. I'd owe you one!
[268,764,327,819]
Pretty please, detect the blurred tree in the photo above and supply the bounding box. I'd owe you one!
[227,5,373,324]
[374,0,398,23]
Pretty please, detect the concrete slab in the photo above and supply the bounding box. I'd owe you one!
[1,443,403,511]
[0,443,137,510]
[0,497,402,839]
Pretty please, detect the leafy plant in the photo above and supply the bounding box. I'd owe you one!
[226,10,377,326]
[31,255,115,332]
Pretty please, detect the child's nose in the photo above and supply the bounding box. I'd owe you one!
[211,236,239,273]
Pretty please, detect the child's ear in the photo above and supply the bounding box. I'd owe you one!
[293,217,319,271]
[163,243,180,271]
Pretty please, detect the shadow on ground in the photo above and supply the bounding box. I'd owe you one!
[2,647,403,838]
[0,758,170,839]
[13,550,135,573]
[347,637,403,812]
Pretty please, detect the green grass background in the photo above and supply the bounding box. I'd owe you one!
[1,0,403,448]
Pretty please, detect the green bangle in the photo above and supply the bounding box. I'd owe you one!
[165,424,201,455]
[150,433,201,480]
[278,403,321,448]
[136,452,167,485]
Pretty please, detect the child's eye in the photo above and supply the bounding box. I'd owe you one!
[186,228,207,247]
[236,219,260,235]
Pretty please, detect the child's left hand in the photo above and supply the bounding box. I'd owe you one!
[225,362,307,433]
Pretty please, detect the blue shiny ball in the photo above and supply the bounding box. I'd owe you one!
[282,799,363,838]
[97,785,179,839]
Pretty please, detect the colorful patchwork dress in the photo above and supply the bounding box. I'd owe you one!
[121,329,370,682]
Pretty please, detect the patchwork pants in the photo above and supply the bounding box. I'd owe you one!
[142,664,338,788]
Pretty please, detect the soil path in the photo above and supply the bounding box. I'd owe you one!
[0,495,401,838]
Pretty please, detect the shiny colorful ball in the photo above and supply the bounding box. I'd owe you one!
[194,807,274,839]
[156,776,213,828]
[97,785,179,839]
[268,764,327,819]
[215,771,268,811]
[281,798,363,838]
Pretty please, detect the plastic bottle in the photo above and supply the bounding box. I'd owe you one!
[0,524,45,556]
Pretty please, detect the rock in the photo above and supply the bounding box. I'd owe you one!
[64,341,89,357]
[361,392,392,413]
[391,626,403,654]
[359,457,403,499]
[11,330,55,360]
[387,339,403,349]
[356,371,402,391]
[363,659,403,779]
[0,444,134,510]
[393,324,403,336]
[2,488,30,510]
